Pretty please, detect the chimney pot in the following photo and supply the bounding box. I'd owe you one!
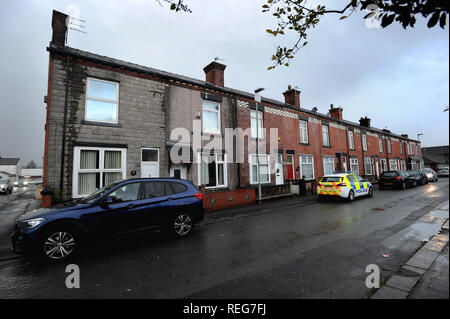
[283,86,301,108]
[51,10,68,47]
[329,105,343,120]
[359,116,371,128]
[203,61,226,87]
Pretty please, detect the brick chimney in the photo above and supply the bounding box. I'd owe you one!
[329,104,343,120]
[283,85,301,108]
[203,61,226,87]
[359,116,371,128]
[401,134,409,139]
[51,10,68,47]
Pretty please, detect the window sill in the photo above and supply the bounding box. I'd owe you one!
[322,145,332,148]
[300,142,310,146]
[82,120,121,128]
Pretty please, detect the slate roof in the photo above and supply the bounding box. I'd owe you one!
[422,146,449,165]
[0,158,20,165]
[47,44,420,143]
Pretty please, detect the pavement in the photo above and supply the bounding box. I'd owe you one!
[371,200,449,299]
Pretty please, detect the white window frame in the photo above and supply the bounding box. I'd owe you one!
[322,125,330,147]
[364,157,372,175]
[299,155,315,180]
[387,139,392,153]
[322,156,334,176]
[249,154,271,184]
[85,78,119,124]
[362,134,367,151]
[348,131,355,149]
[400,142,403,154]
[299,120,308,144]
[379,137,383,153]
[350,157,359,174]
[72,146,127,198]
[202,100,221,134]
[197,152,228,188]
[380,158,387,172]
[250,110,264,138]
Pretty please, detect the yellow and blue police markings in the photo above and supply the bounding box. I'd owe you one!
[317,172,373,200]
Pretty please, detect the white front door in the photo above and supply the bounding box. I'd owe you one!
[141,148,159,178]
[170,164,187,179]
[276,154,284,185]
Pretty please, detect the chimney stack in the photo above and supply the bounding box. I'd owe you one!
[203,61,226,87]
[283,85,301,108]
[329,104,343,120]
[401,134,409,139]
[51,10,68,47]
[359,116,371,128]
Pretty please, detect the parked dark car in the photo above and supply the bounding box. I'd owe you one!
[11,178,204,261]
[378,171,415,190]
[405,170,428,186]
[420,168,438,182]
[0,179,13,194]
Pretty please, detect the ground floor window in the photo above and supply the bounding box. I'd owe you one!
[249,154,270,184]
[73,147,126,197]
[198,152,227,188]
[389,159,398,170]
[364,157,373,175]
[299,155,314,180]
[350,157,359,174]
[323,156,334,176]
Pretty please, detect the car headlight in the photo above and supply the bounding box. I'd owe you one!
[0,184,5,188]
[17,218,45,230]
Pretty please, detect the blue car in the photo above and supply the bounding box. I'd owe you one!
[11,178,204,261]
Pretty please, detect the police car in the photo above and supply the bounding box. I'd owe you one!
[317,172,373,201]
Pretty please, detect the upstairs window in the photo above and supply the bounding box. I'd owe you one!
[322,125,330,147]
[85,78,119,123]
[348,131,354,149]
[362,134,367,151]
[400,142,403,154]
[387,139,392,153]
[202,100,221,134]
[379,137,383,153]
[299,120,308,144]
[250,110,264,138]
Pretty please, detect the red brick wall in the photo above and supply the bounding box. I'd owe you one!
[203,188,256,212]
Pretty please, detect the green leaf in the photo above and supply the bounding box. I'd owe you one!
[427,11,440,28]
[340,16,348,20]
[170,3,176,10]
[439,12,447,29]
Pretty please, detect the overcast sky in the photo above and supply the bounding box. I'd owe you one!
[0,0,448,167]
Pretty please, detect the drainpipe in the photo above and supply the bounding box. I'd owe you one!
[233,96,240,188]
[60,55,70,198]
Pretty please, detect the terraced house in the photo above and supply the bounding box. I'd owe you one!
[42,10,423,210]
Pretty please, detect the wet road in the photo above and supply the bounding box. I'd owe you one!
[0,186,36,257]
[0,180,448,298]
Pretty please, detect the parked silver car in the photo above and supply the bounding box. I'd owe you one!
[437,168,449,177]
[420,168,438,182]
[0,179,13,194]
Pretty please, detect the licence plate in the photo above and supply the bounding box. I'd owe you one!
[385,182,393,185]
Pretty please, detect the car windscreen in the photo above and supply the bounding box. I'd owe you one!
[320,177,341,183]
[381,172,398,178]
[0,180,8,184]
[78,181,122,204]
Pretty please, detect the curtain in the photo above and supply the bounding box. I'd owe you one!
[200,156,209,185]
[78,173,98,195]
[104,172,122,186]
[80,150,98,169]
[105,151,121,169]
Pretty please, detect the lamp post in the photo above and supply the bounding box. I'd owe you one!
[254,88,264,204]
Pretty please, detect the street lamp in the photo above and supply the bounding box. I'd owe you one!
[254,88,264,204]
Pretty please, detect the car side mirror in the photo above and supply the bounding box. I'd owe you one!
[100,196,114,208]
